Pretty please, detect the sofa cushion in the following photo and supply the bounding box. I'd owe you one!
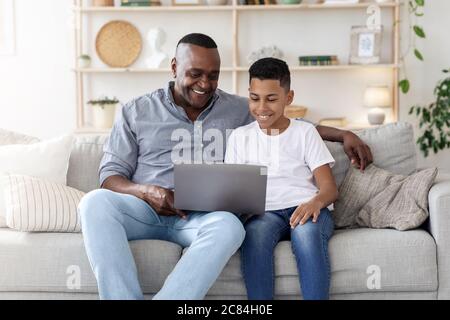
[333,165,437,230]
[67,135,109,193]
[0,129,39,146]
[324,122,417,187]
[1,174,85,233]
[0,229,181,293]
[208,228,437,297]
[0,228,437,296]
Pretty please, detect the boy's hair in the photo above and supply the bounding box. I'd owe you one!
[177,33,217,49]
[249,57,291,91]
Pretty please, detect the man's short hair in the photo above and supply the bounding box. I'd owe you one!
[177,33,218,49]
[249,57,291,91]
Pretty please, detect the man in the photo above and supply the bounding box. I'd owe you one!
[78,33,372,300]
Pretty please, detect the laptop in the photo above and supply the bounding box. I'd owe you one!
[174,163,267,219]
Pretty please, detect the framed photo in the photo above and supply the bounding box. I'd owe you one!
[0,0,15,55]
[349,25,383,65]
[171,0,201,5]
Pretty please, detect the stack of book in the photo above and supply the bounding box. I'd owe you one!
[121,0,161,6]
[299,55,339,66]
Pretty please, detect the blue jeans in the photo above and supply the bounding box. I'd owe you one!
[241,207,334,300]
[78,189,245,300]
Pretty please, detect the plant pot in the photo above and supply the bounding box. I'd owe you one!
[91,104,117,129]
[78,57,91,68]
[93,0,114,6]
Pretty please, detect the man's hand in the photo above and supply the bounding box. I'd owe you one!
[342,131,373,171]
[140,185,187,219]
[289,199,323,229]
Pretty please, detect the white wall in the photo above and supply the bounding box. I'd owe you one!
[0,0,76,139]
[0,0,449,170]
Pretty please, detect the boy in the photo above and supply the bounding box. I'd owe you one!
[225,57,338,300]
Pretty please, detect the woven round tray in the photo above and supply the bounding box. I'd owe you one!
[95,20,142,68]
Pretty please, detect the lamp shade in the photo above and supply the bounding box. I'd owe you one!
[363,86,391,108]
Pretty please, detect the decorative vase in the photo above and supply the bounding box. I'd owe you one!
[91,104,117,129]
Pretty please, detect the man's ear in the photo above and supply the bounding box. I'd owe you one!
[171,58,177,78]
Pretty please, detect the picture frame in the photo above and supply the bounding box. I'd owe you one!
[349,25,383,65]
[171,0,201,5]
[0,0,15,56]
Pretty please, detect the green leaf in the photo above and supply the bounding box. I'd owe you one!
[399,79,410,94]
[415,12,424,17]
[415,0,424,6]
[409,107,414,115]
[414,25,426,38]
[414,49,424,61]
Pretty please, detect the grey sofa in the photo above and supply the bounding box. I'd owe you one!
[1,122,449,300]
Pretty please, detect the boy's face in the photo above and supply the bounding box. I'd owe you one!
[248,78,294,130]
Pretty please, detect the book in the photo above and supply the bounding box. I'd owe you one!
[299,55,339,66]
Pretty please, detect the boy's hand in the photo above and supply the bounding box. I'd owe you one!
[290,199,323,229]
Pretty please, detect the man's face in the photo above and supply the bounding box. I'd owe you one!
[171,44,221,110]
[249,78,293,130]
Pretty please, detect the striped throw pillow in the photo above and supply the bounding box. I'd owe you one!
[1,174,84,232]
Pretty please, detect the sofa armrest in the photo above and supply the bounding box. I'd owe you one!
[429,176,450,299]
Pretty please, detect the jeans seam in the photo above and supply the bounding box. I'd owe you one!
[320,211,333,296]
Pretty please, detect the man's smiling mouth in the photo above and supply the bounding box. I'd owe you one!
[192,89,207,95]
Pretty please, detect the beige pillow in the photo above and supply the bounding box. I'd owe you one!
[1,174,84,233]
[333,164,437,231]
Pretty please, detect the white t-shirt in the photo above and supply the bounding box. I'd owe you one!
[225,119,335,211]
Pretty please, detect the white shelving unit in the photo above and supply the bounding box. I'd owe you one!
[73,0,401,132]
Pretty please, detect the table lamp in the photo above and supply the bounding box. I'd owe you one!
[363,86,391,125]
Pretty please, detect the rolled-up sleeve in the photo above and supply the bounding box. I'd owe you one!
[99,102,138,187]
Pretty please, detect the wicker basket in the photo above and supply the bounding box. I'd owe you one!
[93,0,114,6]
[95,20,142,68]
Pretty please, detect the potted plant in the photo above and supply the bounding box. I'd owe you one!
[409,68,450,157]
[87,97,119,129]
[78,54,91,68]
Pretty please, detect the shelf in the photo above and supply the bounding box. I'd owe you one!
[73,67,235,73]
[74,64,397,73]
[236,64,398,71]
[74,3,398,12]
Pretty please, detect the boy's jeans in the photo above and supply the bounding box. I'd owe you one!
[78,189,245,300]
[241,207,334,300]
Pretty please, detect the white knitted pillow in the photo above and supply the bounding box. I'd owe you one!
[1,174,84,232]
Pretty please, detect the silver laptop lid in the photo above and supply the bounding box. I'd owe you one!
[174,164,267,217]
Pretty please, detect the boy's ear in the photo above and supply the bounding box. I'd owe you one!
[286,90,294,105]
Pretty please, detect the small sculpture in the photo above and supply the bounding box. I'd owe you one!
[247,45,284,65]
[145,28,168,69]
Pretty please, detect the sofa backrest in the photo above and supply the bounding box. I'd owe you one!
[325,122,417,186]
[66,122,418,192]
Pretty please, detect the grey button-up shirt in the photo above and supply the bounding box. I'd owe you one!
[99,82,254,190]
